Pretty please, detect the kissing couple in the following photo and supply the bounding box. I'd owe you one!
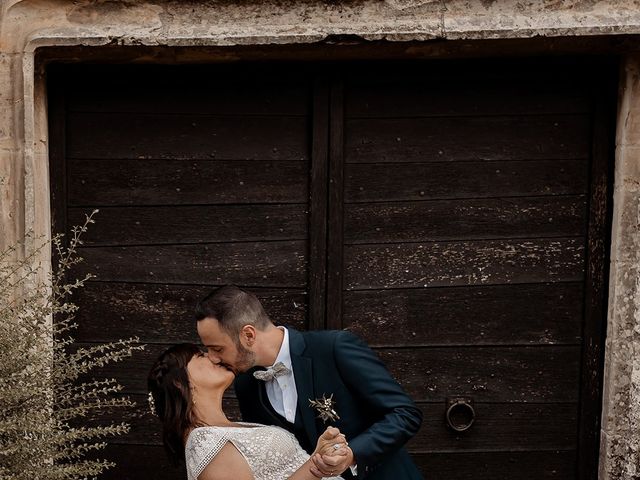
[148,286,424,480]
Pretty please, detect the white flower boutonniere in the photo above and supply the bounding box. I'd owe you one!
[309,393,340,423]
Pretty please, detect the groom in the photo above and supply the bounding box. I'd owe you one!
[195,285,423,479]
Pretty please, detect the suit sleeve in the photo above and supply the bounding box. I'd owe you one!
[333,331,422,475]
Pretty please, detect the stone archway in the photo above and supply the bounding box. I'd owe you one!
[1,1,639,477]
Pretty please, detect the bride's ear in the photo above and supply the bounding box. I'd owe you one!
[239,325,257,347]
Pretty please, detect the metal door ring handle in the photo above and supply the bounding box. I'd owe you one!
[445,398,475,432]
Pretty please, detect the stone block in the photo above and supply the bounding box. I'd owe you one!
[601,258,639,433]
[610,145,640,267]
[615,145,640,187]
[0,148,24,251]
[443,0,640,40]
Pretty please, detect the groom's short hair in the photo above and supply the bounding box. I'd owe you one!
[195,285,272,339]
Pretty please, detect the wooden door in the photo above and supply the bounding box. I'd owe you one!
[325,59,614,478]
[49,63,317,479]
[48,58,614,479]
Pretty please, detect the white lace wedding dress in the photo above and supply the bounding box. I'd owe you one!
[185,422,345,480]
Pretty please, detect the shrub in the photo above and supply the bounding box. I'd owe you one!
[0,211,145,479]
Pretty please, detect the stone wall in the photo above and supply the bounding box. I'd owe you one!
[600,54,640,479]
[1,0,639,477]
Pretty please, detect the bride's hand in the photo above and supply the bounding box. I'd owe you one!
[313,427,348,457]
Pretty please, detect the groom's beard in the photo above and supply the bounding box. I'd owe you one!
[232,342,256,375]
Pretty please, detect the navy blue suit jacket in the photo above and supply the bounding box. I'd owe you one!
[234,328,423,479]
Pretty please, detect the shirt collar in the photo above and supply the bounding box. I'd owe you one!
[272,326,292,370]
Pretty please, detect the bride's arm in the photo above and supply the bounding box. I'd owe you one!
[196,428,347,480]
[196,441,321,480]
[197,443,254,480]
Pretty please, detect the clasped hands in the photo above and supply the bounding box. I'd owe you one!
[310,427,354,478]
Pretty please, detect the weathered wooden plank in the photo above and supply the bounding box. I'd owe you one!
[74,241,307,287]
[67,113,309,160]
[408,402,577,452]
[97,446,575,480]
[67,159,308,206]
[345,115,590,162]
[343,56,590,92]
[326,79,345,330]
[93,344,579,401]
[343,283,583,346]
[67,79,310,116]
[412,450,575,479]
[93,394,243,446]
[378,346,580,402]
[110,395,576,453]
[308,78,330,331]
[345,238,585,290]
[345,195,587,243]
[346,83,590,117]
[90,444,185,480]
[68,204,307,246]
[48,76,68,247]
[73,283,308,343]
[345,159,588,203]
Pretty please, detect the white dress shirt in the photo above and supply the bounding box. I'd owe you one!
[265,327,298,424]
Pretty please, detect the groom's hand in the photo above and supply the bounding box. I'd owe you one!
[310,445,354,478]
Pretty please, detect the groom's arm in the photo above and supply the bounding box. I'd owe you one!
[333,330,423,476]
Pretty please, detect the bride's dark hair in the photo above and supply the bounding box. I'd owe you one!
[147,343,202,465]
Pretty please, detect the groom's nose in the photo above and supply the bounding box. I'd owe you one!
[207,352,221,364]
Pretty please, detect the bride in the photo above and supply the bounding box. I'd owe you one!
[147,343,348,480]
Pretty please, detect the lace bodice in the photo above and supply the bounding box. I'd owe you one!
[185,423,344,480]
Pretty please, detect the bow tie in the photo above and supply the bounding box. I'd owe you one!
[253,362,291,382]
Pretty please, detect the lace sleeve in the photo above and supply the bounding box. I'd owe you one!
[185,428,228,480]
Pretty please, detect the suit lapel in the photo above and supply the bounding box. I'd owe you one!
[288,328,319,447]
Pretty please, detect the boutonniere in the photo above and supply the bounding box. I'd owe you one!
[309,393,340,423]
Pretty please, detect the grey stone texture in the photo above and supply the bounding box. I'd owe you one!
[600,56,640,479]
[1,0,639,477]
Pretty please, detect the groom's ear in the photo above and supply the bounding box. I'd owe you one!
[239,325,257,347]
